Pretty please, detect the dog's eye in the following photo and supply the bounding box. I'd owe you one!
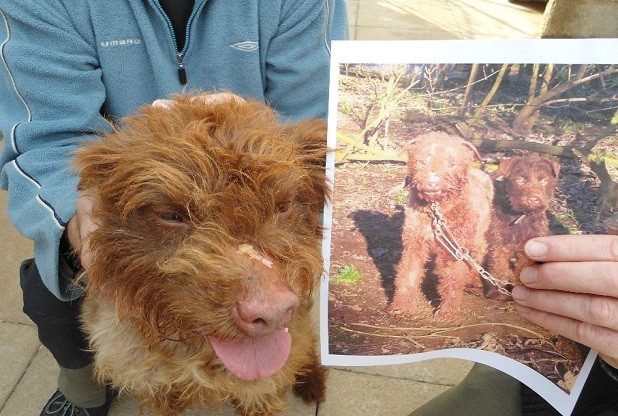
[540,178,549,185]
[275,201,292,214]
[155,212,189,227]
[515,177,526,185]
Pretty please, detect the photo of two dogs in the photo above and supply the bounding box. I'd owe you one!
[390,132,561,318]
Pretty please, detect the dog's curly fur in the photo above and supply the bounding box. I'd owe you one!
[485,155,560,297]
[75,94,329,416]
[390,132,493,319]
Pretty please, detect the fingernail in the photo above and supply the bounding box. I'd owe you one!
[524,240,548,258]
[511,285,529,301]
[519,267,538,284]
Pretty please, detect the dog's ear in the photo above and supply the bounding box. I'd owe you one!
[74,134,124,192]
[282,119,328,165]
[498,157,518,176]
[546,158,561,178]
[281,119,329,202]
[460,140,483,162]
[400,137,420,156]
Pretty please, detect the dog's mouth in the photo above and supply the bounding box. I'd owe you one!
[417,189,445,202]
[510,199,549,213]
[205,328,292,381]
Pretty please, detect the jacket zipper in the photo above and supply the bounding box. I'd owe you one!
[152,0,205,86]
[177,53,187,85]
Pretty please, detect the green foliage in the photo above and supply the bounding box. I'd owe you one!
[561,120,593,134]
[554,209,581,234]
[543,129,555,139]
[499,302,517,314]
[394,188,409,206]
[332,265,362,284]
[339,101,353,115]
[562,122,575,133]
[593,147,618,160]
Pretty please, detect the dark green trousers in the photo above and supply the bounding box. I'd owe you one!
[410,362,618,416]
[410,363,522,416]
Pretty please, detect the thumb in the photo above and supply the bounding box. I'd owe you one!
[67,190,99,270]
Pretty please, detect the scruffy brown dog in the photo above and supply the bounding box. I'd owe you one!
[485,155,560,297]
[390,132,493,319]
[74,93,329,416]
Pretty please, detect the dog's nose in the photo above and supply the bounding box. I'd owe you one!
[527,196,540,205]
[234,285,299,338]
[424,172,441,190]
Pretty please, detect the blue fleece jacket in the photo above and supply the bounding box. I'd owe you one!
[0,0,348,300]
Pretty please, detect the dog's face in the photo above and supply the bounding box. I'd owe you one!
[499,155,560,213]
[75,93,328,381]
[405,132,481,203]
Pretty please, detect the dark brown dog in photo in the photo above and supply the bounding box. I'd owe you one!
[390,132,493,319]
[75,93,329,416]
[485,154,561,297]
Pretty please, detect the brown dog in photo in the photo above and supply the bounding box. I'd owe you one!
[485,154,560,297]
[74,93,329,416]
[390,132,493,319]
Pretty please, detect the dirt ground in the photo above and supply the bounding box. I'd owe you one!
[327,160,590,392]
[326,72,617,393]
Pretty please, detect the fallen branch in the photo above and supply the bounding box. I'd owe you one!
[348,321,547,340]
[456,122,618,167]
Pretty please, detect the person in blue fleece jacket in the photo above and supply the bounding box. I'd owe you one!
[0,0,347,414]
[2,1,617,415]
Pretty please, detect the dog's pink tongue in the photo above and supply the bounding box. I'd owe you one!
[207,329,291,381]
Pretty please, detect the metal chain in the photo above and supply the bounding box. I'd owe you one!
[429,202,513,297]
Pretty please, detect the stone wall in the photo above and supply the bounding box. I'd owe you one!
[540,0,618,38]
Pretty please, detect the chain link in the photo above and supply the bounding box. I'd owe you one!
[430,202,513,297]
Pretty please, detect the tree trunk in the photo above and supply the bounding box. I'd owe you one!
[470,64,510,123]
[458,64,480,117]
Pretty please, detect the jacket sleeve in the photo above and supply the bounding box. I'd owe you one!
[264,0,348,121]
[0,1,110,300]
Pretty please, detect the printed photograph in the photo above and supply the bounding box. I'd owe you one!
[321,40,617,415]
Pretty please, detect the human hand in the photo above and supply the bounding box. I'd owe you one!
[64,190,98,270]
[512,234,618,369]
